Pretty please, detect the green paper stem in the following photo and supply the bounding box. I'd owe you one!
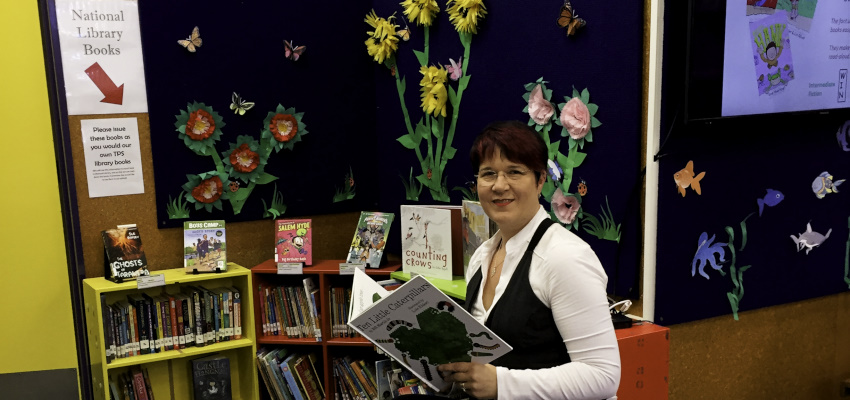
[211,151,224,174]
[424,26,430,65]
[445,33,472,151]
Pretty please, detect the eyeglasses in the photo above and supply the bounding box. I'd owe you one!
[475,168,532,185]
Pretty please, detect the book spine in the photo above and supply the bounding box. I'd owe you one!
[129,303,140,356]
[141,294,156,354]
[349,360,377,400]
[175,296,185,349]
[191,289,205,347]
[143,368,156,400]
[227,289,234,340]
[231,288,242,339]
[132,369,149,400]
[280,360,305,400]
[180,296,192,347]
[203,289,214,344]
[168,296,179,350]
[357,359,378,397]
[160,300,172,350]
[101,295,115,363]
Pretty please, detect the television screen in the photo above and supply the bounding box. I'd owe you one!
[686,0,850,122]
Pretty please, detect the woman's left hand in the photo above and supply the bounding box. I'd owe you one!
[438,362,498,399]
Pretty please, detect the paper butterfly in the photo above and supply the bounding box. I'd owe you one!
[445,57,463,81]
[283,40,306,61]
[177,26,202,52]
[556,0,586,36]
[397,16,411,41]
[229,92,255,115]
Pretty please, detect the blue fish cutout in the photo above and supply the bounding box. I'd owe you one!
[812,171,845,199]
[838,120,850,152]
[757,189,784,216]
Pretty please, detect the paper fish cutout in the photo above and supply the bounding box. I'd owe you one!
[790,223,831,254]
[283,40,306,61]
[691,232,727,280]
[673,160,705,197]
[229,92,255,115]
[811,171,845,199]
[445,57,463,81]
[756,188,784,216]
[397,16,411,41]
[556,0,586,36]
[177,26,202,52]
[838,120,850,151]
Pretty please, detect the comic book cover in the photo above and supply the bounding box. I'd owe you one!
[183,220,227,272]
[275,219,312,265]
[461,200,497,276]
[345,211,395,268]
[750,12,795,96]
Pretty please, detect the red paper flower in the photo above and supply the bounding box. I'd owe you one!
[229,143,260,173]
[185,109,216,141]
[191,176,224,204]
[269,113,299,142]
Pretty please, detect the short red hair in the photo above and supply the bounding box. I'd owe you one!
[469,120,547,179]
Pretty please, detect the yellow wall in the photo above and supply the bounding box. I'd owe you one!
[0,0,80,377]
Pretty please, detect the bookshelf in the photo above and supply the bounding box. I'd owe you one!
[83,263,258,400]
[251,259,401,400]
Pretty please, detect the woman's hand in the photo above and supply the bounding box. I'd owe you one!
[438,362,498,399]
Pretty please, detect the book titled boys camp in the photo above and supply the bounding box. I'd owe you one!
[101,224,149,281]
[347,269,511,392]
[345,211,394,268]
[184,220,227,273]
[400,205,463,280]
[275,219,312,265]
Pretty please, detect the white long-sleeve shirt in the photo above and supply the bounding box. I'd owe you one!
[466,206,621,399]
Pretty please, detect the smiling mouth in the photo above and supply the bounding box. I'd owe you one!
[493,199,513,206]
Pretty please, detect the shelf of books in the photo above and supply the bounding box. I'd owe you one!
[251,259,402,400]
[83,263,258,400]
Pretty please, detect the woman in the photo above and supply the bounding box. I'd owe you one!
[437,120,620,399]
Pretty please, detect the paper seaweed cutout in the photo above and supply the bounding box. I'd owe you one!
[691,232,727,279]
[229,92,255,115]
[673,160,705,197]
[283,40,306,61]
[812,171,845,199]
[838,120,850,151]
[445,57,463,81]
[178,26,202,52]
[790,222,831,254]
[556,0,586,36]
[756,188,784,216]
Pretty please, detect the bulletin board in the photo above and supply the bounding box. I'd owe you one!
[654,0,850,325]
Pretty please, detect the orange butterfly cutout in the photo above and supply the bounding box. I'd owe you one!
[284,40,306,61]
[177,26,202,52]
[556,0,586,36]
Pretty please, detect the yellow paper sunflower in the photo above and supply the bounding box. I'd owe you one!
[364,10,400,64]
[419,65,449,117]
[446,0,488,34]
[400,0,440,26]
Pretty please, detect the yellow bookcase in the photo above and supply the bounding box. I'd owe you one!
[83,263,258,400]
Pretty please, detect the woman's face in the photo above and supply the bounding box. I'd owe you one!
[476,149,544,234]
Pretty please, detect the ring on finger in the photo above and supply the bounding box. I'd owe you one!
[461,382,467,392]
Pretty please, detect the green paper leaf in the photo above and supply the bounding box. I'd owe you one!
[432,119,443,139]
[443,146,457,160]
[449,86,459,107]
[397,76,406,95]
[459,31,472,47]
[229,187,251,202]
[581,88,590,104]
[586,130,593,143]
[397,133,420,149]
[522,92,530,102]
[591,116,602,128]
[543,88,553,99]
[542,180,555,202]
[568,137,577,149]
[524,82,537,91]
[458,75,471,91]
[415,174,441,191]
[415,120,429,139]
[522,105,529,113]
[587,103,599,115]
[535,124,543,132]
[254,173,278,185]
[572,87,580,98]
[549,140,560,160]
[413,49,427,66]
[528,119,536,127]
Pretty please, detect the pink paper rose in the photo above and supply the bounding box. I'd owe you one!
[560,97,591,139]
[528,84,555,125]
[551,189,580,224]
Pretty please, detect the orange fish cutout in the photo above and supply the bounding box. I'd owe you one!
[673,160,705,197]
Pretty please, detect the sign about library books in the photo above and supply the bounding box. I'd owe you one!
[55,0,148,115]
[80,117,144,197]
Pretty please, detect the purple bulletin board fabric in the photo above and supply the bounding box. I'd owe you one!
[140,0,645,298]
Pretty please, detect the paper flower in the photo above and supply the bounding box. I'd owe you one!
[174,102,225,156]
[557,87,601,149]
[401,0,440,26]
[445,57,463,81]
[182,171,230,212]
[419,65,449,117]
[528,84,556,125]
[262,104,308,152]
[447,0,488,34]
[551,189,580,224]
[364,10,400,64]
[547,159,563,182]
[222,135,267,183]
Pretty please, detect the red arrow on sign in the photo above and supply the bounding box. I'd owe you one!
[84,62,124,105]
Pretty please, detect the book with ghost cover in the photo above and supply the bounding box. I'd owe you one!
[191,355,231,400]
[102,224,149,281]
[347,269,511,392]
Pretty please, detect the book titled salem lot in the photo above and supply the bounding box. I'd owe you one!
[275,219,312,265]
[184,220,227,273]
[101,224,149,281]
[191,354,232,400]
[345,211,394,268]
[347,269,511,392]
